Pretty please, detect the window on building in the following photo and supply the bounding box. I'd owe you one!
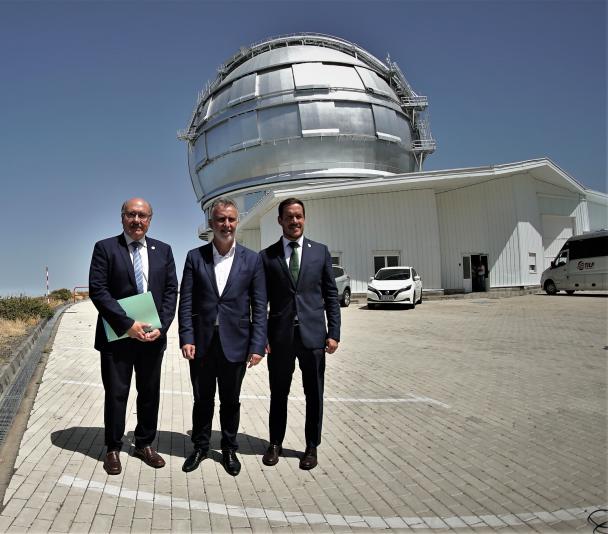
[528,253,537,274]
[373,252,400,275]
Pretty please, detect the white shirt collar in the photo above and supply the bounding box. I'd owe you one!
[212,240,236,259]
[282,235,304,248]
[124,232,147,248]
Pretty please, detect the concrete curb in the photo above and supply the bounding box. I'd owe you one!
[0,317,50,400]
[0,303,72,401]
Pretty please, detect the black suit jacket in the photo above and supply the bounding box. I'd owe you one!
[178,242,267,362]
[89,234,178,352]
[260,237,340,350]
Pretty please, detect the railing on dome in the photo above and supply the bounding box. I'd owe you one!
[386,58,436,169]
[178,33,436,167]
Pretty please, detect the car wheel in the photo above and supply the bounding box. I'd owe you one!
[565,290,575,295]
[340,288,351,307]
[410,295,416,309]
[418,289,423,304]
[544,280,558,295]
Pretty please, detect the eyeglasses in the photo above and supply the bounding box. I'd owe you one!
[123,211,151,221]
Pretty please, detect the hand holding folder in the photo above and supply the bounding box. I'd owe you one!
[102,292,162,342]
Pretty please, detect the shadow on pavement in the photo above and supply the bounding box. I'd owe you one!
[51,427,300,462]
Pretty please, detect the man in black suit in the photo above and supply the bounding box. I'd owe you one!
[89,198,178,475]
[178,197,267,476]
[260,197,341,470]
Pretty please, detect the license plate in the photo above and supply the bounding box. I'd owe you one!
[380,295,394,301]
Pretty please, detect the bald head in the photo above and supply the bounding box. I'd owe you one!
[121,198,153,241]
[121,198,153,217]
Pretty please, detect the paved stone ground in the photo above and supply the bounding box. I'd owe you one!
[0,294,605,533]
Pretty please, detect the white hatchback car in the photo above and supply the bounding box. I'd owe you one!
[367,266,423,309]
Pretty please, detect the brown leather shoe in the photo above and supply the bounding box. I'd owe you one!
[103,450,122,475]
[299,446,317,470]
[134,446,165,468]
[262,444,282,466]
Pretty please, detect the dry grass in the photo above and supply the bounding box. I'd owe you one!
[0,317,38,364]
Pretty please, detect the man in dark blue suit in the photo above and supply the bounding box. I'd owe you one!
[179,197,267,476]
[260,197,341,470]
[89,198,178,475]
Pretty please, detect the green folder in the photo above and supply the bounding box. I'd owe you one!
[102,292,161,342]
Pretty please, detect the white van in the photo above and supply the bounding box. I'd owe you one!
[541,230,608,295]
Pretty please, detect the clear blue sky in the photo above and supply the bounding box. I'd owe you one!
[0,0,605,296]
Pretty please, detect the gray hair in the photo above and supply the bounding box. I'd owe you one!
[208,197,239,222]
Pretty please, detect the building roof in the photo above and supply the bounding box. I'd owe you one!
[239,158,606,230]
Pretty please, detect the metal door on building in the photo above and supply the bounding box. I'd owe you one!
[462,254,488,293]
[462,256,472,293]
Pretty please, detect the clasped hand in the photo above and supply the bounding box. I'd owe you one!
[127,321,160,342]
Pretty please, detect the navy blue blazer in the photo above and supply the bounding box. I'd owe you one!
[260,237,340,350]
[178,242,267,363]
[89,234,178,352]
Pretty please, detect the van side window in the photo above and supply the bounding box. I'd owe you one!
[570,236,608,259]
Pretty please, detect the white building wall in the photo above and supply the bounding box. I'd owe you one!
[437,177,521,290]
[537,189,587,234]
[260,208,280,249]
[237,228,261,251]
[249,162,596,293]
[587,199,608,231]
[258,189,442,294]
[512,174,544,286]
[536,182,592,268]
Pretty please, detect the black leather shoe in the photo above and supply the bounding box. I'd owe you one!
[299,446,317,470]
[262,444,282,466]
[222,449,241,476]
[182,449,207,473]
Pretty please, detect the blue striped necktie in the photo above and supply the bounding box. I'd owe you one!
[131,242,144,294]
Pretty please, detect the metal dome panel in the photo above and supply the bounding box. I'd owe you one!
[180,34,435,208]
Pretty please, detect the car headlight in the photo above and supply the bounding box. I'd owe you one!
[367,286,380,297]
[394,285,412,296]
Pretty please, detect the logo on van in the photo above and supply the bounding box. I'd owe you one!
[577,261,594,270]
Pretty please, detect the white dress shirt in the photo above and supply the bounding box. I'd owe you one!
[124,232,149,293]
[212,241,236,296]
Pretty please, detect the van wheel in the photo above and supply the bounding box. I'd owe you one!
[410,296,416,309]
[340,288,351,307]
[418,290,423,304]
[565,290,575,295]
[545,280,558,295]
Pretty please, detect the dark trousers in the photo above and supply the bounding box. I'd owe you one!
[100,342,164,450]
[267,326,325,448]
[189,331,246,452]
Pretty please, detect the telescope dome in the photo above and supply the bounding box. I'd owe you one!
[180,33,435,208]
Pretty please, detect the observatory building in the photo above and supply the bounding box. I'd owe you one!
[181,34,607,295]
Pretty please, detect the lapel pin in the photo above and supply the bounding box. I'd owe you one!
[307,243,311,247]
[151,246,156,250]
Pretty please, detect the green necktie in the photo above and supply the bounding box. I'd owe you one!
[288,241,300,283]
